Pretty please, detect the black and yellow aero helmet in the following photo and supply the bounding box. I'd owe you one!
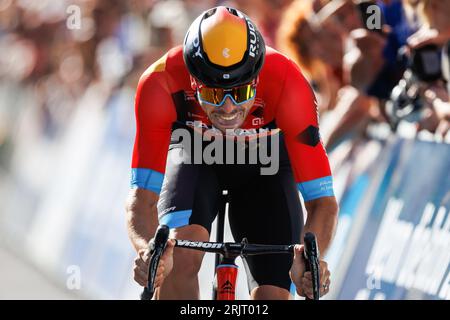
[183,6,266,89]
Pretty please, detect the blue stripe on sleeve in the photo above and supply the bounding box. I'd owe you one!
[159,210,192,229]
[130,168,164,194]
[297,176,335,201]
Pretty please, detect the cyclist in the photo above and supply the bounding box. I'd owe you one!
[126,6,338,300]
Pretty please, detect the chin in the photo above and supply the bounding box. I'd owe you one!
[214,122,244,134]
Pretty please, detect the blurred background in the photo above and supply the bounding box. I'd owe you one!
[0,0,449,300]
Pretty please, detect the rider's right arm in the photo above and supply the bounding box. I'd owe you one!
[131,56,176,183]
[127,55,176,254]
[126,188,159,254]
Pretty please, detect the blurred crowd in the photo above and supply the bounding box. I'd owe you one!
[0,0,208,171]
[277,0,450,150]
[0,0,449,175]
[0,0,449,164]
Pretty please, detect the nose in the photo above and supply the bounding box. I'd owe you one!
[221,97,237,114]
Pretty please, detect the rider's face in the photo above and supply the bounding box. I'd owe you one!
[198,95,255,133]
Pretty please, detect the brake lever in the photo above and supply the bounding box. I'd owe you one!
[303,232,320,300]
[141,225,170,300]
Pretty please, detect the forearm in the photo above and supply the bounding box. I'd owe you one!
[304,197,339,256]
[126,189,160,253]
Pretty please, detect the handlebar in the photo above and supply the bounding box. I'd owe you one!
[141,225,321,300]
[174,238,295,257]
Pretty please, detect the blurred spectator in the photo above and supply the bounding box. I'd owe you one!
[224,0,293,46]
[249,0,294,47]
[277,0,389,150]
[276,0,448,149]
[277,0,344,114]
[406,0,450,137]
[316,1,421,149]
[418,41,450,138]
[420,83,450,136]
[407,0,450,47]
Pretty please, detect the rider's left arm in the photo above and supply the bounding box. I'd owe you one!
[303,196,339,256]
[274,58,339,254]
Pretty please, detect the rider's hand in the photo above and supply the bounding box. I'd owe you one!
[289,244,331,299]
[133,239,176,288]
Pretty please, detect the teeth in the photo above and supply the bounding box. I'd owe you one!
[219,113,239,121]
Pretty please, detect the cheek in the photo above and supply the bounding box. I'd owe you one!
[242,103,254,116]
[200,103,214,115]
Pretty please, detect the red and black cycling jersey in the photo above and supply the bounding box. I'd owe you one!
[131,45,334,201]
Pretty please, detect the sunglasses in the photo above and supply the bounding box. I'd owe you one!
[196,81,257,107]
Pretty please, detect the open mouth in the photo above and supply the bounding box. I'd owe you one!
[218,113,239,121]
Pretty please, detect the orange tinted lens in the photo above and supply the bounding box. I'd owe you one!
[232,84,256,103]
[198,87,226,105]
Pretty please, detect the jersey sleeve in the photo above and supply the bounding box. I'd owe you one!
[131,55,176,194]
[275,59,335,201]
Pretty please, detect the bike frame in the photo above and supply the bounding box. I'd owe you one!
[215,257,239,300]
[214,191,234,300]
